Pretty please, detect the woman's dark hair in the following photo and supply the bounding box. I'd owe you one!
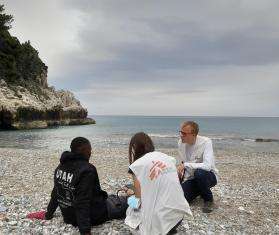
[128,132,155,164]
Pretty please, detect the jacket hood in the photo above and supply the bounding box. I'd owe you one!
[60,151,89,164]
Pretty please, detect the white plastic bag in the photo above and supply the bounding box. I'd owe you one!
[124,206,141,229]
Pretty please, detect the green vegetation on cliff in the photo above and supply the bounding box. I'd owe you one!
[0,4,95,130]
[0,4,47,87]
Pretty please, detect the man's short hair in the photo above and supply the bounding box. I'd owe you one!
[181,121,199,135]
[70,137,91,153]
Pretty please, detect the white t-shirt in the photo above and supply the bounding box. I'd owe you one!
[129,151,192,235]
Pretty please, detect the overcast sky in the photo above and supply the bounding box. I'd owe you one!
[3,0,279,116]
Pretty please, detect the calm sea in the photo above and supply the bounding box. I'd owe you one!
[0,116,279,153]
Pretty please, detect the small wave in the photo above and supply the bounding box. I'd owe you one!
[210,136,244,141]
[243,138,256,142]
[145,133,279,143]
[214,137,279,143]
[149,133,178,138]
[239,138,279,143]
[210,135,279,143]
[211,137,228,141]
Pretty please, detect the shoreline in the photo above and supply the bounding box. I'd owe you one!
[0,147,278,234]
[0,118,96,131]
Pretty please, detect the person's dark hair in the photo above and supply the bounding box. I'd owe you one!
[128,132,155,164]
[70,137,91,153]
[181,121,199,135]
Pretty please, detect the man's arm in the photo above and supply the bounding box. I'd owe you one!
[45,187,58,220]
[184,139,214,171]
[74,171,95,235]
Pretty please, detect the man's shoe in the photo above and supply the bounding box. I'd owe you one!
[202,201,214,213]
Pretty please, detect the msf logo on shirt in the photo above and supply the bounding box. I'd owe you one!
[149,161,167,180]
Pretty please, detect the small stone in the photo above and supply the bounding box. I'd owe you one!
[8,220,17,226]
[0,206,6,212]
[182,221,189,230]
[238,206,245,212]
[0,213,6,221]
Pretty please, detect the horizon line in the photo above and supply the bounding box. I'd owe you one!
[88,114,279,118]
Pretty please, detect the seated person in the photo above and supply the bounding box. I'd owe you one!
[177,121,218,213]
[127,132,192,234]
[44,137,128,235]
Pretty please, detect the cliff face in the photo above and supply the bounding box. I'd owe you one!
[0,5,94,130]
[0,69,95,129]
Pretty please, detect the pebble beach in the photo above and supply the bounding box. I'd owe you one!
[0,146,278,234]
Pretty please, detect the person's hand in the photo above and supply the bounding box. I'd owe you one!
[177,163,185,179]
[122,186,135,196]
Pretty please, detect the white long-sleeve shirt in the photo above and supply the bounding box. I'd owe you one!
[177,135,218,180]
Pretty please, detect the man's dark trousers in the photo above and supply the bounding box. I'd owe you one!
[181,168,217,202]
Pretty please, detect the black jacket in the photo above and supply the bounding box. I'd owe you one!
[45,151,108,234]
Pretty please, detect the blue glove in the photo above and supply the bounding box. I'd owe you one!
[128,195,140,209]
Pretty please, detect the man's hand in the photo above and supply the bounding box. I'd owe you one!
[177,163,185,180]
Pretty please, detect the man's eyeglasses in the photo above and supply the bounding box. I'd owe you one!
[179,131,194,137]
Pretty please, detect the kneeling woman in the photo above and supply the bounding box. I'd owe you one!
[128,132,192,235]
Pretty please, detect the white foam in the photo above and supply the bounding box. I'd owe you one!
[148,133,178,138]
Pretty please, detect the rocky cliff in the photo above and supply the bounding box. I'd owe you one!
[0,76,95,130]
[0,5,95,130]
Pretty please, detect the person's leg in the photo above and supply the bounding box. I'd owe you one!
[106,195,128,220]
[181,178,200,203]
[193,169,217,202]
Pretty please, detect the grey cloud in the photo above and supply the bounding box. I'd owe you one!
[2,0,279,116]
[44,0,279,89]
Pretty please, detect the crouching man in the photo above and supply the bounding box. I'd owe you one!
[177,121,218,213]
